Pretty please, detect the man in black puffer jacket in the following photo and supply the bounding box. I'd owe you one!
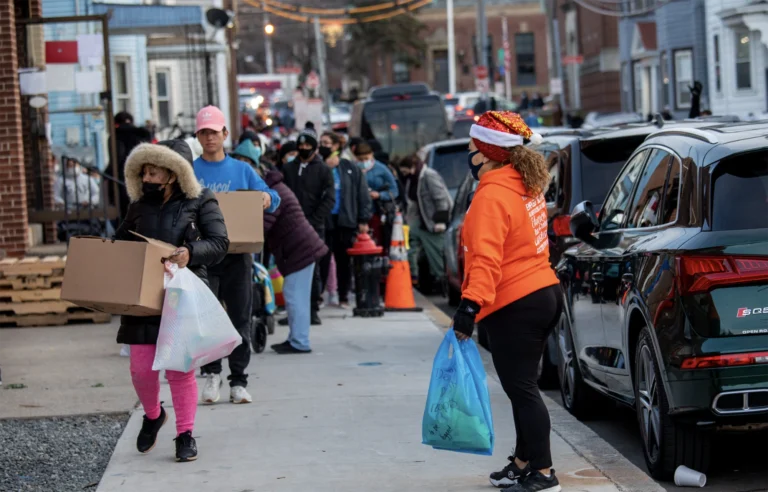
[258,167,328,353]
[281,128,335,324]
[114,139,229,462]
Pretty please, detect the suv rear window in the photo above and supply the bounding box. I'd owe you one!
[579,136,646,207]
[362,98,448,159]
[432,144,469,196]
[711,150,768,230]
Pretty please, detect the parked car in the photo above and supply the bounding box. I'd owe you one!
[451,117,475,139]
[556,121,768,480]
[416,138,470,199]
[443,91,517,121]
[349,83,450,161]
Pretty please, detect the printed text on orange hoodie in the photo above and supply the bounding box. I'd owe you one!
[461,165,559,321]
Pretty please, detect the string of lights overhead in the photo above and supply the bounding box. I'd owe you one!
[240,0,433,25]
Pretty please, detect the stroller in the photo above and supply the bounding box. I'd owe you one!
[249,261,276,353]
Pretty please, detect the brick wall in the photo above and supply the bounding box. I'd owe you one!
[0,0,29,257]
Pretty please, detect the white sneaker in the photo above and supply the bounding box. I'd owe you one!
[202,374,222,404]
[119,344,131,357]
[230,386,252,404]
[328,293,339,306]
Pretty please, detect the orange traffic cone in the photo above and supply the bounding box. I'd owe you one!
[384,212,423,312]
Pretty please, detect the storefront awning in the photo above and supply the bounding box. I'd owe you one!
[92,4,205,35]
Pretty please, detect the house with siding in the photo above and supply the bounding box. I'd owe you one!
[704,0,768,118]
[619,0,709,119]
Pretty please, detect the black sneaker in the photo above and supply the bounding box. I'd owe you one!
[174,431,198,462]
[273,343,312,354]
[490,456,529,488]
[137,406,167,453]
[278,317,289,326]
[502,469,560,492]
[311,313,322,325]
[270,340,292,351]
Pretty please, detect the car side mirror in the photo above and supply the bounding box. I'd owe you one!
[570,201,598,244]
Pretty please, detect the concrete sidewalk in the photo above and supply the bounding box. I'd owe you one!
[96,310,635,492]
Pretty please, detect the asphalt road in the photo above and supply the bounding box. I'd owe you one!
[427,294,768,492]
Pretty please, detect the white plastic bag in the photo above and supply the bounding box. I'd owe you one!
[153,264,242,372]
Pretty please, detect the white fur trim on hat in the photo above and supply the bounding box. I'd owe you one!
[469,124,525,148]
[124,143,202,202]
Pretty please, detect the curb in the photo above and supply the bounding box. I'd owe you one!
[413,291,665,492]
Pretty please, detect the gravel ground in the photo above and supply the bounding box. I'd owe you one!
[0,413,129,492]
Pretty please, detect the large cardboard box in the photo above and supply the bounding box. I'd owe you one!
[216,191,264,254]
[61,234,175,316]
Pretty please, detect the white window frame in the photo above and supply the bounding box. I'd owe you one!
[633,63,643,113]
[713,34,722,93]
[660,51,670,108]
[673,49,693,109]
[734,27,752,90]
[154,68,173,129]
[114,57,132,114]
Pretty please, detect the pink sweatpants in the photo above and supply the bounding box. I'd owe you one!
[326,254,338,294]
[129,345,197,436]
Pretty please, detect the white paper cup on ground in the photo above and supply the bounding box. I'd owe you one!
[674,465,707,487]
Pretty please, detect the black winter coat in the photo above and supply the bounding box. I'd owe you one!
[114,141,229,345]
[264,170,328,276]
[281,153,335,235]
[330,159,373,230]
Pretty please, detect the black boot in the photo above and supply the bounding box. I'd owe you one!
[174,430,198,462]
[311,312,322,325]
[137,406,167,453]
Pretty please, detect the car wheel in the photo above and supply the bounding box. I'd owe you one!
[557,311,600,419]
[635,327,711,480]
[250,317,267,354]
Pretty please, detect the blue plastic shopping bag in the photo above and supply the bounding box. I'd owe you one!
[253,261,276,315]
[422,329,494,455]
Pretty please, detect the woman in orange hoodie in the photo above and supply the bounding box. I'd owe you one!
[452,111,563,492]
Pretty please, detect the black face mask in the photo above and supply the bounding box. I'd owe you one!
[318,145,333,160]
[468,150,484,181]
[142,182,166,202]
[298,148,315,161]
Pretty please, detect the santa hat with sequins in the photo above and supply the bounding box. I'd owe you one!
[469,111,543,163]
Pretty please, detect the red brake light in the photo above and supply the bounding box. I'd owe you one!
[466,109,475,116]
[677,256,768,294]
[393,95,411,101]
[681,351,768,369]
[551,215,572,237]
[456,105,464,111]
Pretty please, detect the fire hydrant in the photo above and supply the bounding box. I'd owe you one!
[347,233,389,317]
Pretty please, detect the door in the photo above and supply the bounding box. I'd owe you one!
[571,149,649,391]
[600,148,682,400]
[432,50,449,94]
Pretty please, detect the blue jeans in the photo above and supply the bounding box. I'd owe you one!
[283,262,315,351]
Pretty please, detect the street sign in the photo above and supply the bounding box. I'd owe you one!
[475,78,490,92]
[474,65,488,80]
[305,71,320,90]
[550,78,563,95]
[562,55,584,65]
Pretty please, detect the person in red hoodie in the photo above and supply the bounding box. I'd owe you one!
[452,111,563,492]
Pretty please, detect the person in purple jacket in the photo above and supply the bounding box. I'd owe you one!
[254,163,328,354]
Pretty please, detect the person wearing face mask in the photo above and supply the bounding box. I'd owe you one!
[192,105,280,406]
[277,141,298,172]
[353,142,399,252]
[281,127,335,325]
[398,154,452,291]
[114,139,229,463]
[453,111,562,492]
[318,131,372,309]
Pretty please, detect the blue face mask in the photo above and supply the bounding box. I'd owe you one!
[285,154,296,163]
[468,150,484,180]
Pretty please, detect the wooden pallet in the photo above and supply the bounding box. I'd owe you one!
[0,276,64,290]
[0,256,67,278]
[0,311,112,328]
[0,288,61,303]
[0,300,80,316]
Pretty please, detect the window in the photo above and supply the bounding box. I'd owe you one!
[580,135,647,208]
[155,69,171,128]
[114,58,132,113]
[661,158,681,224]
[735,28,752,89]
[711,150,768,230]
[393,58,410,84]
[660,52,670,108]
[599,150,648,231]
[674,49,693,108]
[713,35,722,93]
[515,33,536,86]
[633,63,643,113]
[626,149,680,228]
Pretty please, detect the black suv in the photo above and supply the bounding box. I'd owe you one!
[556,121,768,479]
[348,83,450,161]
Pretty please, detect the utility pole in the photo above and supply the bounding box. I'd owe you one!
[262,1,274,74]
[502,17,511,100]
[225,0,240,143]
[447,0,456,94]
[476,0,489,101]
[313,16,331,129]
[550,0,566,112]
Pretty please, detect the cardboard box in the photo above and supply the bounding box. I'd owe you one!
[216,191,264,254]
[61,234,175,316]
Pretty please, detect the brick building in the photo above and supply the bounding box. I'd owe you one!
[555,0,622,113]
[366,0,550,99]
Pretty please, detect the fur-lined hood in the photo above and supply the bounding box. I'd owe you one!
[124,141,202,202]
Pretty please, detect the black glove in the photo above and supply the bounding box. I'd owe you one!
[452,299,481,338]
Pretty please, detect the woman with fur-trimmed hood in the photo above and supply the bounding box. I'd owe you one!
[114,139,229,463]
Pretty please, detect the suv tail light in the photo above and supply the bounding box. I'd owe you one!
[551,215,572,237]
[681,351,768,369]
[677,256,768,294]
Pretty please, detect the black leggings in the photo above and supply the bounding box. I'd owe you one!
[480,284,563,470]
